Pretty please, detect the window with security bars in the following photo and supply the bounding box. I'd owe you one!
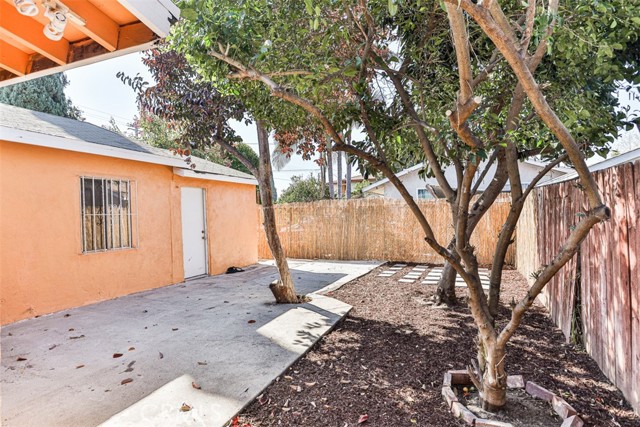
[80,177,136,253]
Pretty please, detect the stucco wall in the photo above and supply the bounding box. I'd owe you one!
[0,141,258,324]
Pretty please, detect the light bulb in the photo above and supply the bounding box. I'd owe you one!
[14,0,38,16]
[43,22,64,41]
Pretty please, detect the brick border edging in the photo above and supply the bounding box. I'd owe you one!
[441,370,584,427]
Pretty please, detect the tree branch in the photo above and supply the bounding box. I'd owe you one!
[497,204,609,347]
[374,54,457,201]
[446,3,474,101]
[471,148,499,196]
[216,138,259,177]
[450,0,603,210]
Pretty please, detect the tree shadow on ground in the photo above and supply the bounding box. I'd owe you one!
[239,267,639,427]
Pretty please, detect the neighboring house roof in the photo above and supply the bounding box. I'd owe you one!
[542,147,640,186]
[0,104,257,185]
[332,174,366,185]
[362,160,570,193]
[362,163,425,193]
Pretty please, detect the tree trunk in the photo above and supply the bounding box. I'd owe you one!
[269,173,277,203]
[336,151,343,199]
[346,155,352,199]
[327,144,335,198]
[434,260,458,305]
[320,154,326,198]
[256,121,299,303]
[480,343,508,411]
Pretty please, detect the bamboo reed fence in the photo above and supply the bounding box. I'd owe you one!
[258,197,514,265]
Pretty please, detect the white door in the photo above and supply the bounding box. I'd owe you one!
[181,187,207,278]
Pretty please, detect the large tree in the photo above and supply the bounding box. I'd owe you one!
[119,49,300,303]
[0,73,82,119]
[169,0,638,411]
[278,174,328,203]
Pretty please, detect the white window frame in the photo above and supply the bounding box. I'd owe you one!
[80,177,138,253]
[416,188,433,200]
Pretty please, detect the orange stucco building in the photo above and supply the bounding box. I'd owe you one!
[0,105,259,324]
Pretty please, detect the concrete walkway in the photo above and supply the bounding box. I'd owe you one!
[1,260,380,427]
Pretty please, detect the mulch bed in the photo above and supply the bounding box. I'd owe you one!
[236,264,639,427]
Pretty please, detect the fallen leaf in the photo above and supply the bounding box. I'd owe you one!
[113,353,123,358]
[121,378,133,385]
[258,394,268,405]
[310,401,316,408]
[159,352,164,359]
[247,320,256,324]
[128,347,135,351]
[16,357,27,362]
[284,375,293,380]
[76,365,85,369]
[192,381,201,390]
[358,414,369,424]
[305,382,317,387]
[49,345,57,350]
[340,379,351,384]
[281,407,291,412]
[180,403,192,412]
[197,361,207,366]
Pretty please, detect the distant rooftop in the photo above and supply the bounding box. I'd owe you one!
[542,147,640,186]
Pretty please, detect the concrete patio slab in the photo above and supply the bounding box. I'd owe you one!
[1,260,380,427]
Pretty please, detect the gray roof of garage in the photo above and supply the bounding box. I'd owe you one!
[0,103,254,181]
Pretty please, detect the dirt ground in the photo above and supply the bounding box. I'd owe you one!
[236,264,639,427]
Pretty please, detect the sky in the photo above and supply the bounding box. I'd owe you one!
[64,52,332,194]
[63,52,639,190]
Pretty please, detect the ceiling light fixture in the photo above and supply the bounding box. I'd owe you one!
[14,0,38,16]
[41,0,85,41]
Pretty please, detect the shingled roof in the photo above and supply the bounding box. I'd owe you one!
[0,103,256,183]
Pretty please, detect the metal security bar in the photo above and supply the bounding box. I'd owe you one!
[80,177,136,253]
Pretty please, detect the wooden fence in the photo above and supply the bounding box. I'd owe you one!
[516,160,639,412]
[258,198,514,265]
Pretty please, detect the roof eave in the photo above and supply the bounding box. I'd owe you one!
[1,125,186,168]
[173,168,258,186]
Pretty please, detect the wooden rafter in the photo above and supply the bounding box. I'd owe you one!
[65,0,120,52]
[0,40,29,75]
[0,22,156,85]
[0,2,69,65]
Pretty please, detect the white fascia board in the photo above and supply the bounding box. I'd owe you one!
[362,179,388,193]
[1,126,185,167]
[362,162,425,193]
[0,41,157,89]
[118,0,180,38]
[173,168,259,186]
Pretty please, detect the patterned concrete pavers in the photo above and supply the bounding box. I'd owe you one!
[422,267,491,290]
[378,263,409,277]
[398,265,431,284]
